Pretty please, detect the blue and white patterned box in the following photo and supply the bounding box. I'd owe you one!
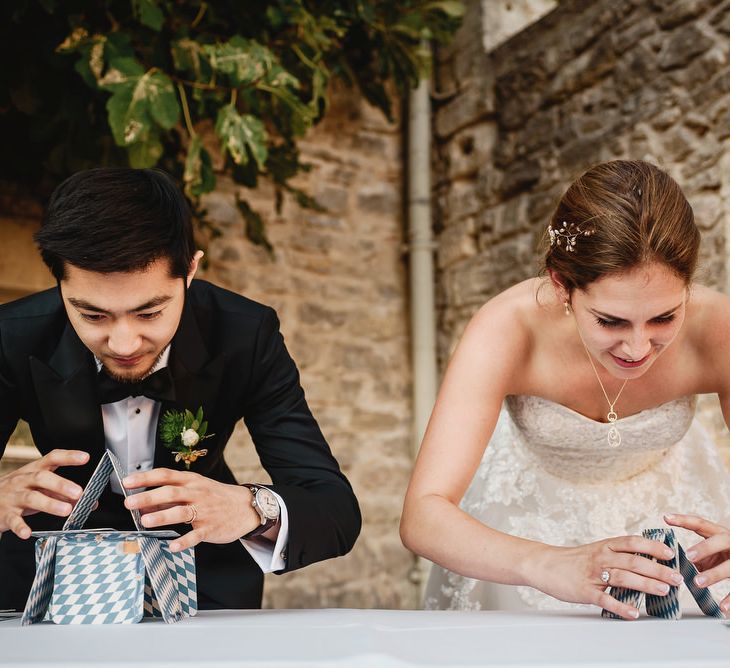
[22,451,198,625]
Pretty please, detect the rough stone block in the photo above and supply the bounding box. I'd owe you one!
[500,159,541,198]
[650,105,682,130]
[660,127,696,161]
[690,192,723,229]
[298,302,348,329]
[199,190,242,228]
[658,24,713,70]
[313,184,350,215]
[614,16,659,53]
[668,47,730,91]
[545,35,616,103]
[496,68,545,131]
[522,110,557,153]
[527,190,561,223]
[613,44,660,94]
[655,0,714,30]
[435,78,495,140]
[437,217,478,269]
[445,123,497,181]
[714,5,730,35]
[356,182,400,217]
[444,178,484,223]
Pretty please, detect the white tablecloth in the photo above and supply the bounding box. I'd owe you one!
[2,608,729,667]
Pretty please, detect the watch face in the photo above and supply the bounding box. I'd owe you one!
[256,488,280,520]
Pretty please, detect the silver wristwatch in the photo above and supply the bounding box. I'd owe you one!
[241,484,280,538]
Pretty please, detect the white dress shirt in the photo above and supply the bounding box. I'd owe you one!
[96,346,288,572]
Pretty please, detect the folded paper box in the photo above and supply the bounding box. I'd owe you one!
[22,450,197,625]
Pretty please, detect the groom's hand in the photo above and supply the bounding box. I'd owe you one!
[0,449,88,539]
[122,468,265,552]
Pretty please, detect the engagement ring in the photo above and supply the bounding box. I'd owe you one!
[601,570,610,584]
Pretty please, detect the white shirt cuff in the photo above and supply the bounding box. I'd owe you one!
[239,489,289,573]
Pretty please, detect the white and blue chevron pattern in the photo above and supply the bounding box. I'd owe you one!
[144,540,197,618]
[48,535,144,625]
[21,536,59,625]
[22,450,198,626]
[643,529,681,620]
[602,527,723,620]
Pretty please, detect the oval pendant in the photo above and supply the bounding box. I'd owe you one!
[607,425,621,448]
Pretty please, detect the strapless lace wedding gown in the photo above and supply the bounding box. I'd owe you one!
[424,395,730,611]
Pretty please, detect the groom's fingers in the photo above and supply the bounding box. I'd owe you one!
[139,502,177,514]
[169,528,204,553]
[16,489,73,518]
[30,449,89,472]
[125,484,187,512]
[7,514,32,540]
[139,504,191,528]
[122,468,193,490]
[28,469,83,503]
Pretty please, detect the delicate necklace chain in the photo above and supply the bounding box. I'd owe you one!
[573,319,629,447]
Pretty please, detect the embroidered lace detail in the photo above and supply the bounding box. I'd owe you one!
[426,395,730,611]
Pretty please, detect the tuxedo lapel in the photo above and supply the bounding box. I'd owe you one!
[29,320,105,457]
[153,300,226,470]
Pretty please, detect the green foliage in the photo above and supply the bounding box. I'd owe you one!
[159,405,213,469]
[1,0,463,246]
[159,408,186,447]
[159,405,210,448]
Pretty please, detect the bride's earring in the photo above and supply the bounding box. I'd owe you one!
[564,301,571,316]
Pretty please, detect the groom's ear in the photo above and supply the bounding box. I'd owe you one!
[186,250,204,288]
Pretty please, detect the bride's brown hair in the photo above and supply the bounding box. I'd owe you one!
[543,160,700,293]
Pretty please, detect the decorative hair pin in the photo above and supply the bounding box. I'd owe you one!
[548,220,592,252]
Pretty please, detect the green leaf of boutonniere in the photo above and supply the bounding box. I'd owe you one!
[159,405,215,469]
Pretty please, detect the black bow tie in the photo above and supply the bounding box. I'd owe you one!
[97,367,176,405]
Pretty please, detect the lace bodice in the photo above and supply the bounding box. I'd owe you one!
[505,395,696,483]
[426,394,730,612]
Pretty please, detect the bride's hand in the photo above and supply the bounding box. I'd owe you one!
[664,513,730,613]
[531,535,684,620]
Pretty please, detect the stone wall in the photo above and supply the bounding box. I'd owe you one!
[434,0,730,462]
[198,87,416,608]
[0,87,418,609]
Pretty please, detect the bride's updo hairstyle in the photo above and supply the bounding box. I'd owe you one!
[543,160,700,294]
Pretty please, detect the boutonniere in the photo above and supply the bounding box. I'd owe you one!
[159,406,214,469]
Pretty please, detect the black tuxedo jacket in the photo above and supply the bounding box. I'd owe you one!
[0,279,360,610]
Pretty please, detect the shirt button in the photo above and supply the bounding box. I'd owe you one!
[135,408,141,414]
[136,465,142,470]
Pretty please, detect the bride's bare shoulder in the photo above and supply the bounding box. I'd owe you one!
[687,283,730,347]
[468,278,548,343]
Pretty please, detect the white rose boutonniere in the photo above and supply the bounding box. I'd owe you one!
[181,429,200,447]
[159,406,214,469]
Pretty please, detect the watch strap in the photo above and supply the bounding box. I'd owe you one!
[241,484,278,539]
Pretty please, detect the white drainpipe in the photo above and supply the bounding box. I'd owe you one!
[406,75,438,593]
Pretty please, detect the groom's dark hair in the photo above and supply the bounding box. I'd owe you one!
[35,167,195,281]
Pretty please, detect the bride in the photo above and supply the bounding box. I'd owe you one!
[400,159,730,619]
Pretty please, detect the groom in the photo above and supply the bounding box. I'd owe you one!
[0,168,361,611]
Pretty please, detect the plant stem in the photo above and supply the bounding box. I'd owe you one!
[177,82,196,137]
